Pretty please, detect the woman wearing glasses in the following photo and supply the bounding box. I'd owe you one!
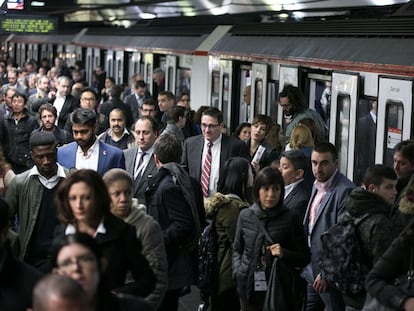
[52,233,154,311]
[54,169,155,298]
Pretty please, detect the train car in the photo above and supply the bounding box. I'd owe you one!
[2,15,414,185]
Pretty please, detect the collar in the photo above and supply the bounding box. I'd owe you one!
[204,133,222,146]
[77,138,99,157]
[139,146,154,157]
[65,219,106,238]
[314,169,338,192]
[28,163,67,179]
[285,178,303,193]
[107,128,130,138]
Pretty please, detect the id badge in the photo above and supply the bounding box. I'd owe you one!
[254,270,267,291]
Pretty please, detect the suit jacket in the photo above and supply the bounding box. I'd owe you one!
[57,140,125,175]
[27,93,49,113]
[284,179,312,222]
[181,134,250,183]
[303,171,355,278]
[51,95,79,129]
[124,93,150,122]
[124,147,158,205]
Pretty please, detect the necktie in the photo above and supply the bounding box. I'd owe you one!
[134,152,146,179]
[201,142,213,197]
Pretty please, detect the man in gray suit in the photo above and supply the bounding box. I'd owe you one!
[303,142,355,311]
[124,116,159,205]
[181,107,249,197]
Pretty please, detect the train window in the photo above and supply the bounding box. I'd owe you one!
[267,81,278,122]
[383,101,404,167]
[254,78,263,116]
[176,68,191,97]
[239,67,252,124]
[222,73,230,126]
[211,70,220,108]
[146,63,152,84]
[335,93,351,173]
[354,98,377,185]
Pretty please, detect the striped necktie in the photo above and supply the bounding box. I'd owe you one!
[201,142,213,197]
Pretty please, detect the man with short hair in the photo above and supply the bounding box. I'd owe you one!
[393,140,414,193]
[160,105,186,142]
[125,79,151,121]
[0,198,43,311]
[57,108,125,175]
[32,103,73,147]
[98,108,135,150]
[158,91,175,127]
[182,107,250,197]
[48,76,79,129]
[33,274,88,311]
[303,142,355,311]
[343,164,397,310]
[146,134,200,311]
[0,86,15,117]
[27,75,50,113]
[1,67,28,96]
[124,116,159,205]
[3,92,39,173]
[279,150,312,221]
[7,131,69,272]
[141,98,158,118]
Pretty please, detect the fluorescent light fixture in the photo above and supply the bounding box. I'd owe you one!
[140,12,156,19]
[31,1,45,6]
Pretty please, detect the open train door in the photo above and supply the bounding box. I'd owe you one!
[330,71,360,179]
[277,65,299,131]
[165,55,177,93]
[376,76,414,168]
[250,63,268,118]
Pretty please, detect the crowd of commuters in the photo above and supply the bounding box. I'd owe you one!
[1,55,414,311]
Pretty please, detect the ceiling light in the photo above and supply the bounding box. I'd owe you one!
[31,1,45,6]
[140,12,156,19]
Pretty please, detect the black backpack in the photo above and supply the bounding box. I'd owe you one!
[319,213,370,295]
[198,217,218,302]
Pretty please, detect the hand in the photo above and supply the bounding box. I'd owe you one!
[313,273,328,293]
[251,161,260,174]
[267,243,283,258]
[404,297,414,311]
[48,91,56,99]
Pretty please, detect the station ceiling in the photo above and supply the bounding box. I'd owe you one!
[3,0,414,28]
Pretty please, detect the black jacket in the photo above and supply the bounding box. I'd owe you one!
[56,214,156,297]
[232,203,310,305]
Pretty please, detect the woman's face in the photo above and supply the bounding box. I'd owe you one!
[259,184,281,209]
[107,179,132,219]
[56,243,100,299]
[251,122,267,142]
[68,182,95,224]
[238,126,251,141]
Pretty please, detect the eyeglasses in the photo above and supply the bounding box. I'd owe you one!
[58,254,96,271]
[201,123,221,130]
[80,97,96,102]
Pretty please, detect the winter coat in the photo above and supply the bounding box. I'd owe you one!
[232,203,310,305]
[204,193,249,294]
[124,202,168,309]
[365,226,414,310]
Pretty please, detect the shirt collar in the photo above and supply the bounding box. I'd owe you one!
[28,163,67,179]
[77,137,99,157]
[314,169,338,192]
[65,219,106,238]
[107,128,130,138]
[139,146,153,157]
[204,134,222,147]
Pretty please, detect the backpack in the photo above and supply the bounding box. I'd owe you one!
[319,213,371,295]
[198,217,218,301]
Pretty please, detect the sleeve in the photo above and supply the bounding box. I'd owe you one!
[232,211,244,278]
[369,218,394,265]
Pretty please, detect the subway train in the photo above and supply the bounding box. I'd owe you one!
[1,16,414,185]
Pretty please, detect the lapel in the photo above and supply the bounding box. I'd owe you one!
[65,142,77,169]
[194,136,204,180]
[125,147,139,173]
[97,141,107,174]
[133,155,156,195]
[219,135,230,171]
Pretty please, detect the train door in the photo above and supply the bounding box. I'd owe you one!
[85,48,93,85]
[143,53,153,95]
[251,63,268,118]
[165,55,176,93]
[376,76,414,167]
[114,51,124,85]
[128,52,141,81]
[176,54,192,98]
[277,65,298,127]
[209,56,221,109]
[220,59,232,130]
[330,72,359,178]
[236,64,252,126]
[105,50,114,80]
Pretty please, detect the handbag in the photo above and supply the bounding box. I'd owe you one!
[362,244,414,311]
[252,211,303,311]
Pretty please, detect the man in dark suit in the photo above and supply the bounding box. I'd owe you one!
[124,116,159,205]
[124,80,151,122]
[48,76,79,129]
[57,108,125,175]
[279,150,312,222]
[181,107,250,197]
[302,142,355,311]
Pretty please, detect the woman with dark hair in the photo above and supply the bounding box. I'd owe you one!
[54,169,155,298]
[233,167,310,311]
[51,233,153,311]
[234,122,251,141]
[203,157,253,310]
[247,115,279,173]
